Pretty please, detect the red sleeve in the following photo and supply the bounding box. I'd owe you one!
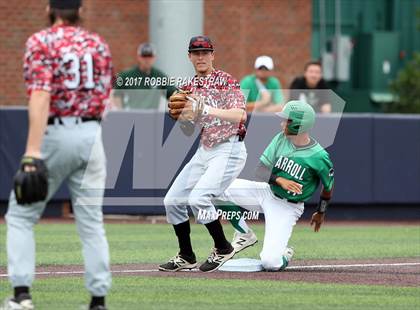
[224,76,245,110]
[180,83,192,92]
[98,40,114,98]
[23,33,53,94]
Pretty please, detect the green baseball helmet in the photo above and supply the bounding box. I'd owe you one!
[276,100,315,134]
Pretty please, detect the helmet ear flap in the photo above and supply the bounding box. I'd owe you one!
[286,119,299,135]
[290,123,300,132]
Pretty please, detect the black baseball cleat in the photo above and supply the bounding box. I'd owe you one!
[159,253,197,271]
[199,245,235,272]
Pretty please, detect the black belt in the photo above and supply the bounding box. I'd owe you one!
[47,116,101,125]
[273,192,300,204]
[219,134,244,144]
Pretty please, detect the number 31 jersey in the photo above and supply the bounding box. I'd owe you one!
[24,25,113,118]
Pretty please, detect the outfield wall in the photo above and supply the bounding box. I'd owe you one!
[1,109,419,215]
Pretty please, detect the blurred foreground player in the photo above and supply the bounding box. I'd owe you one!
[4,1,112,309]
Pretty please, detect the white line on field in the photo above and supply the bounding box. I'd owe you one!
[286,262,420,269]
[0,269,161,278]
[0,262,419,278]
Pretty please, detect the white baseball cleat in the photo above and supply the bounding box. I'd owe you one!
[274,247,294,271]
[231,229,258,253]
[2,294,34,310]
[284,247,295,263]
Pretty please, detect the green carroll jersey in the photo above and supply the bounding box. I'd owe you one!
[260,132,334,202]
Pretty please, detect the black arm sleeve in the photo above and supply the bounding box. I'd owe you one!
[317,186,333,213]
[254,161,277,185]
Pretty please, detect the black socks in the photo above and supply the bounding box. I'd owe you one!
[205,219,232,251]
[14,287,104,308]
[173,220,194,257]
[90,296,105,308]
[14,286,29,299]
[173,219,232,256]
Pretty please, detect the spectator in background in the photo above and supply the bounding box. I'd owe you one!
[112,43,177,110]
[289,61,332,113]
[240,56,284,112]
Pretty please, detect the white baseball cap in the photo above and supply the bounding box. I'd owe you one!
[254,56,274,70]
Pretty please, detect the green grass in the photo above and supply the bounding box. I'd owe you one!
[1,276,419,310]
[0,222,419,309]
[0,223,419,266]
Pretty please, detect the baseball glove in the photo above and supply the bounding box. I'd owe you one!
[168,90,190,120]
[168,90,207,122]
[14,156,48,205]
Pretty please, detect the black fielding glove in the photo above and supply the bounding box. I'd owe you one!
[14,156,48,205]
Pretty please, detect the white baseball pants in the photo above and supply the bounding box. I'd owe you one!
[164,136,247,225]
[219,178,304,270]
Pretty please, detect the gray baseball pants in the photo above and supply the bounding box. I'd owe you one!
[6,118,111,297]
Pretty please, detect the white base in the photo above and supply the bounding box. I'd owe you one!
[219,258,263,272]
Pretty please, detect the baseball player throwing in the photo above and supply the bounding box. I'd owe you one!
[4,1,112,309]
[219,100,334,270]
[160,35,247,272]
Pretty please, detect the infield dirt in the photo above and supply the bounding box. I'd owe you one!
[1,258,418,287]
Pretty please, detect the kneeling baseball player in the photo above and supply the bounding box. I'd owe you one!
[160,36,247,272]
[218,100,334,271]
